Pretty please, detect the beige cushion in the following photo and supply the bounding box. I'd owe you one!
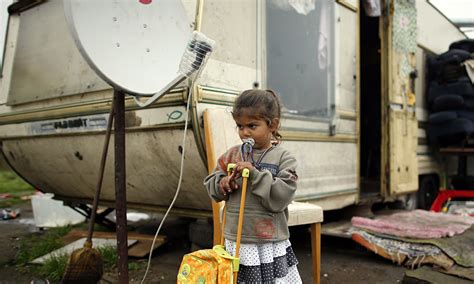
[288,201,324,226]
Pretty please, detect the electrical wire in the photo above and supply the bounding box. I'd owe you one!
[140,86,193,284]
[139,30,214,284]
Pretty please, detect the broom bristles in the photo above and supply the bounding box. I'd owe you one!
[62,246,103,284]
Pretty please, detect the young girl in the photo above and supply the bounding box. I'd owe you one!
[204,89,302,283]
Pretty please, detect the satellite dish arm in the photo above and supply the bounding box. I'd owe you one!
[132,75,187,108]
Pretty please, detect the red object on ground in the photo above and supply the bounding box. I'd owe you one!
[0,193,12,199]
[430,189,474,216]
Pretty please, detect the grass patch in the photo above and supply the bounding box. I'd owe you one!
[16,225,142,281]
[97,245,143,271]
[36,246,116,281]
[17,226,72,266]
[97,245,117,268]
[18,236,139,281]
[0,171,35,193]
[37,252,69,281]
[128,261,142,271]
[0,197,27,208]
[34,244,141,281]
[0,171,35,208]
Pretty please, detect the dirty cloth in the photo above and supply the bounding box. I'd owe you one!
[351,229,455,270]
[438,264,474,281]
[405,266,473,284]
[380,226,474,268]
[351,210,474,239]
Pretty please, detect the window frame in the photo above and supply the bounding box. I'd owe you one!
[262,0,336,125]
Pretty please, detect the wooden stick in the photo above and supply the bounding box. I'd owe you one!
[234,168,249,283]
[220,208,227,245]
[86,97,114,246]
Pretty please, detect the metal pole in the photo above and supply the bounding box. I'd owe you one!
[114,90,129,283]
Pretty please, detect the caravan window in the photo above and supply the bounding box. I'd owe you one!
[0,1,12,75]
[266,0,335,119]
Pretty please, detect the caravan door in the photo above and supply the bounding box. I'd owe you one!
[381,0,418,196]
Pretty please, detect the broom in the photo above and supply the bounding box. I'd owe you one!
[62,99,115,283]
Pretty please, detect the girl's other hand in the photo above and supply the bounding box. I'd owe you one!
[231,161,253,179]
[219,176,239,195]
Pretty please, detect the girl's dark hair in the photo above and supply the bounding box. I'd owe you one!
[232,89,282,140]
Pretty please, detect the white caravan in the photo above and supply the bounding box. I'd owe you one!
[0,0,467,219]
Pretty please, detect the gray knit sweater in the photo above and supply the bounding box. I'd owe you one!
[204,144,298,244]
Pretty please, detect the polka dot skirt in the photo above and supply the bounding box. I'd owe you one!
[225,239,302,284]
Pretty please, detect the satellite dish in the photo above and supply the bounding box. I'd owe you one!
[64,0,192,96]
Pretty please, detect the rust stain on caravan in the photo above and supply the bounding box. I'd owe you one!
[124,111,142,128]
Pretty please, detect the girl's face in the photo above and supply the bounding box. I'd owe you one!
[234,114,277,150]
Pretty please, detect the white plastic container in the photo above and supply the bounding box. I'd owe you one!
[31,193,85,227]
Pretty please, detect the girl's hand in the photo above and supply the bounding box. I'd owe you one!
[230,161,254,179]
[219,176,239,195]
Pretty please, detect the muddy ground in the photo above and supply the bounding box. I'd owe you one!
[0,201,406,283]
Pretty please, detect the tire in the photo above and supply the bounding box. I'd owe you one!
[435,49,472,66]
[432,95,464,112]
[428,77,474,104]
[428,118,473,146]
[440,64,468,83]
[417,175,439,210]
[450,39,474,53]
[428,111,457,124]
[458,110,474,121]
[428,49,472,83]
[465,99,474,110]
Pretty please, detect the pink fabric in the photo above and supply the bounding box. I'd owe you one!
[351,210,474,239]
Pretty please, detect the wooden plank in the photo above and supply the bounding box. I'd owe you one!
[127,238,167,258]
[62,230,167,258]
[64,230,166,241]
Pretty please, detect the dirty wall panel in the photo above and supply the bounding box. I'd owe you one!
[198,0,258,91]
[390,110,418,193]
[336,4,357,113]
[389,0,417,105]
[7,1,109,105]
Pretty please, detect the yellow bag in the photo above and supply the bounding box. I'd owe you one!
[177,245,239,284]
[177,166,250,284]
